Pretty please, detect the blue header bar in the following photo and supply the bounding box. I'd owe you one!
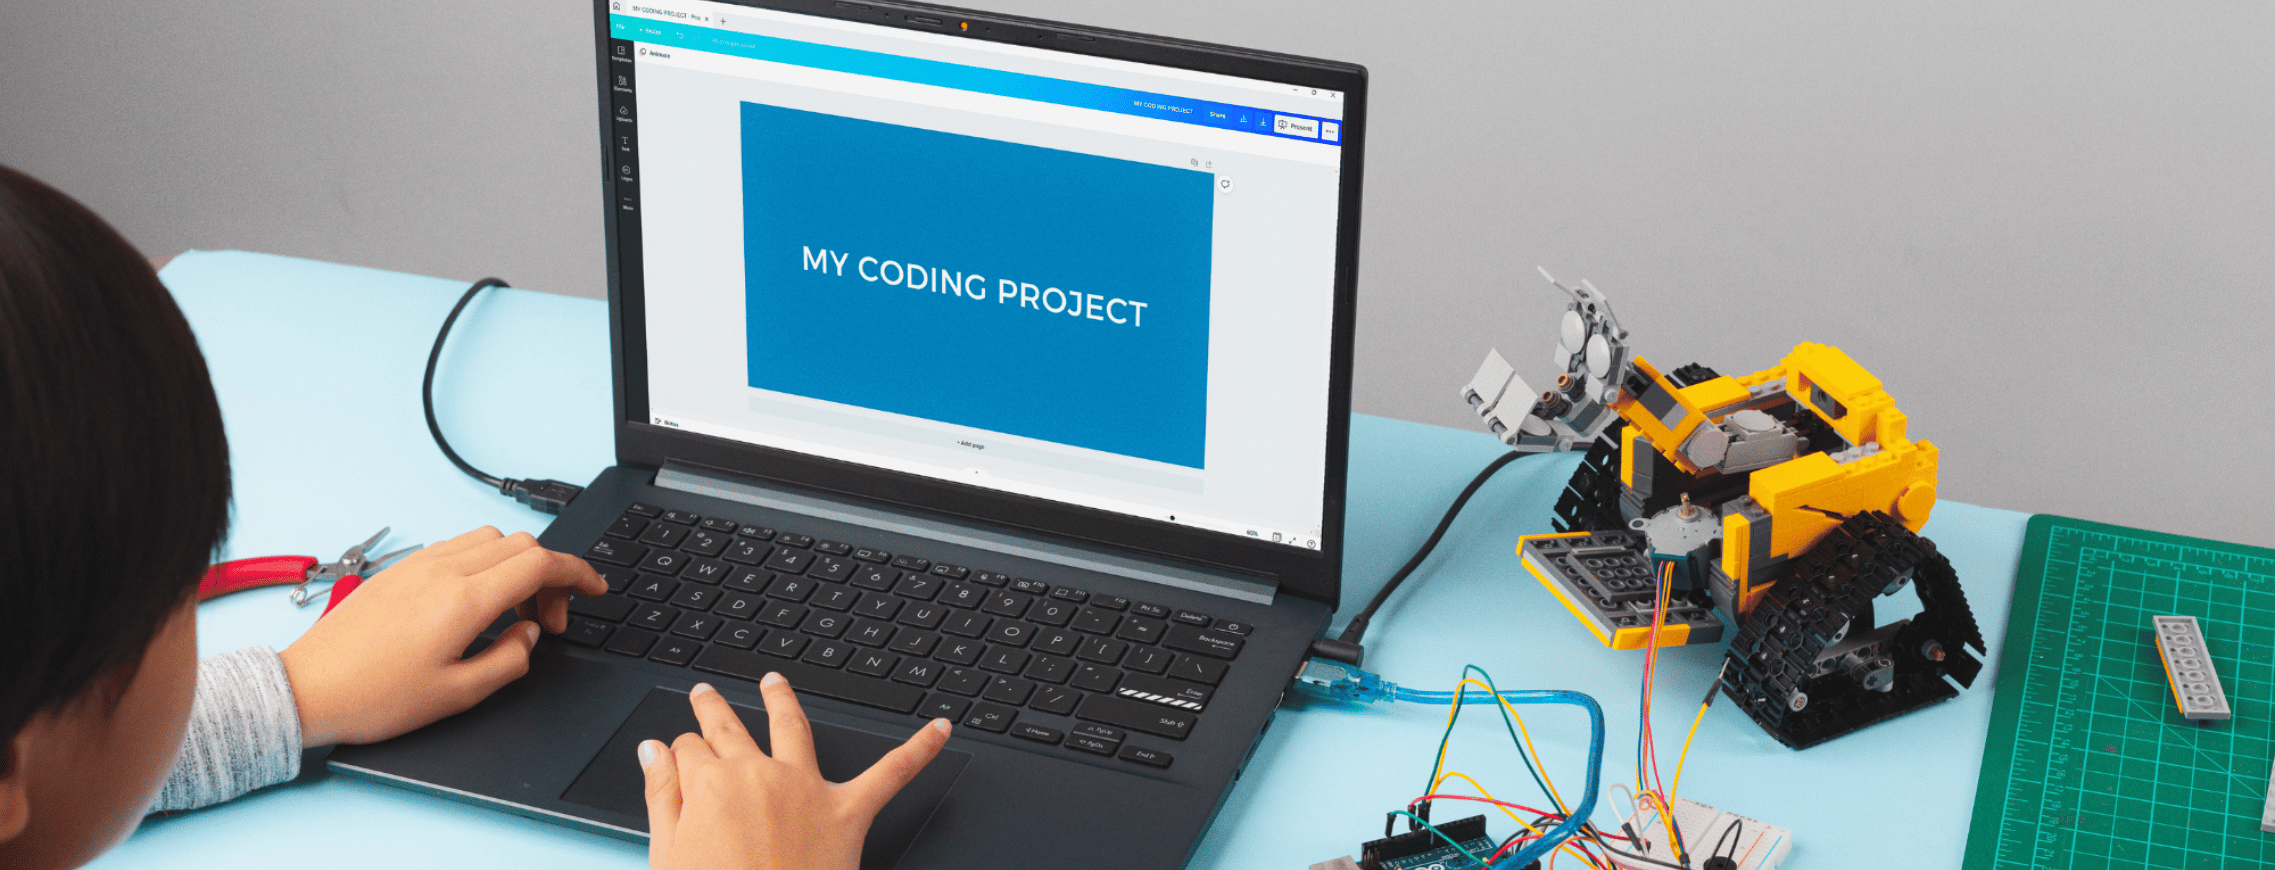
[609,15,1340,146]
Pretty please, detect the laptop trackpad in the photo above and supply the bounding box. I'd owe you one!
[562,688,970,870]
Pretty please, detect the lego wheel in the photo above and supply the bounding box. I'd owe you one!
[1717,511,1986,749]
[1551,420,1626,534]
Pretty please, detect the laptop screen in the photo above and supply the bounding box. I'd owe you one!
[607,1,1348,553]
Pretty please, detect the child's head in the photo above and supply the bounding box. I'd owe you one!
[0,164,234,868]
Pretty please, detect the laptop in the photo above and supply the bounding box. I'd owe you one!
[329,2,1365,867]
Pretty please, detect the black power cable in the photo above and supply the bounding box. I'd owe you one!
[422,277,584,514]
[1309,449,1526,667]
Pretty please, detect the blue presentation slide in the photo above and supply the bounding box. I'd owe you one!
[740,102,1214,468]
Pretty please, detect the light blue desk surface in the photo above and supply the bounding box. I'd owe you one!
[94,250,2026,869]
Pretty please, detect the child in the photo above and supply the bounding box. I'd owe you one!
[0,163,949,870]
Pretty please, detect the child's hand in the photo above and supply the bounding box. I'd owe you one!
[277,526,607,747]
[641,678,951,870]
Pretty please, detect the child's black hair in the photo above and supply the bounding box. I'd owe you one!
[0,164,232,768]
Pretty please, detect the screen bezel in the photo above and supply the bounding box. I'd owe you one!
[596,0,1366,608]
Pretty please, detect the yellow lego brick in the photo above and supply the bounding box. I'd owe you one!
[1675,376,1750,419]
[1610,622,1692,650]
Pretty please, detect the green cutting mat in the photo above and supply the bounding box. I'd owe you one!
[1963,515,2275,870]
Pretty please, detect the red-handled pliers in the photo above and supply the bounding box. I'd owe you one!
[199,527,422,614]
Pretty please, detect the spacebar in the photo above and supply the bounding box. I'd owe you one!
[691,647,924,715]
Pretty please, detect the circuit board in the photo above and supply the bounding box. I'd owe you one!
[1962,515,2275,869]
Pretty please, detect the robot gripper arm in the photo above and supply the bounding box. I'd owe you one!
[1459,268,1636,454]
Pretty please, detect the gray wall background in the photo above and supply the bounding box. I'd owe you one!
[5,2,2270,547]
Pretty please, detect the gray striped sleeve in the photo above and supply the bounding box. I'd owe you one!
[148,646,304,813]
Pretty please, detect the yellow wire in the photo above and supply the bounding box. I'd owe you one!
[1443,677,1576,816]
[1429,771,1607,869]
[1666,695,1711,811]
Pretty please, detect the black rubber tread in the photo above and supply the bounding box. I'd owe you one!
[1551,421,1628,534]
[1718,510,1986,749]
[1665,363,1722,388]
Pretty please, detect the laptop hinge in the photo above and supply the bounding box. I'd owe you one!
[653,462,1279,605]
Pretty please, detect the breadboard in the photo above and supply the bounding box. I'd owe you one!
[1962,515,2275,869]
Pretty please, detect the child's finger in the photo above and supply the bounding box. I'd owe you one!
[639,739,681,860]
[398,526,505,565]
[449,619,541,704]
[846,718,951,816]
[687,683,761,756]
[758,672,817,769]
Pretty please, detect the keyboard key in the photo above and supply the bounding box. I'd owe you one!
[941,612,992,638]
[628,576,675,602]
[764,548,814,575]
[982,676,1034,705]
[1071,608,1120,635]
[1077,636,1127,665]
[849,564,898,591]
[889,629,940,658]
[963,703,1015,733]
[894,574,943,601]
[1125,647,1172,675]
[1030,684,1080,716]
[715,591,763,621]
[937,639,984,666]
[986,621,1034,648]
[630,604,679,632]
[637,523,688,549]
[659,509,700,525]
[1092,596,1131,611]
[683,529,728,558]
[605,627,659,657]
[891,554,931,572]
[845,620,896,647]
[757,601,807,628]
[1116,616,1165,644]
[1213,619,1253,636]
[918,694,969,722]
[668,584,717,612]
[1172,610,1212,627]
[1132,602,1170,619]
[598,567,635,594]
[1168,655,1228,686]
[847,650,897,677]
[724,568,771,593]
[723,540,771,565]
[1011,722,1063,744]
[813,540,852,556]
[1029,600,1075,627]
[683,559,730,585]
[569,592,635,622]
[759,633,809,659]
[584,539,643,567]
[893,659,943,688]
[897,603,946,630]
[1074,723,1125,743]
[1163,624,1244,660]
[811,554,856,582]
[607,516,647,539]
[854,595,903,620]
[937,667,987,696]
[699,517,738,533]
[625,502,662,517]
[800,611,850,639]
[775,533,814,549]
[716,622,763,649]
[1076,694,1193,741]
[691,646,923,715]
[564,618,615,647]
[810,586,859,611]
[1009,578,1049,595]
[1116,672,1213,712]
[1066,734,1118,755]
[670,612,721,641]
[650,639,701,667]
[931,563,970,580]
[764,575,815,602]
[1049,586,1090,603]
[1072,664,1120,693]
[639,550,689,577]
[852,546,891,563]
[972,571,1012,587]
[979,648,1030,675]
[940,583,985,609]
[735,525,775,541]
[1023,655,1074,684]
[1033,628,1081,657]
[802,640,853,668]
[1118,745,1173,768]
[981,591,1032,618]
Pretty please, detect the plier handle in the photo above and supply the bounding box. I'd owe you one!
[199,527,423,613]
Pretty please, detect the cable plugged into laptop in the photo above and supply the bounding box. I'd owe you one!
[424,277,585,515]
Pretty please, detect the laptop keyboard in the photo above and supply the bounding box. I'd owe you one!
[565,502,1256,771]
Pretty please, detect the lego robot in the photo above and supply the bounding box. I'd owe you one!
[1460,270,1986,748]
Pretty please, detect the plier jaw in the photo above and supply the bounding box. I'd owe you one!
[199,527,423,607]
